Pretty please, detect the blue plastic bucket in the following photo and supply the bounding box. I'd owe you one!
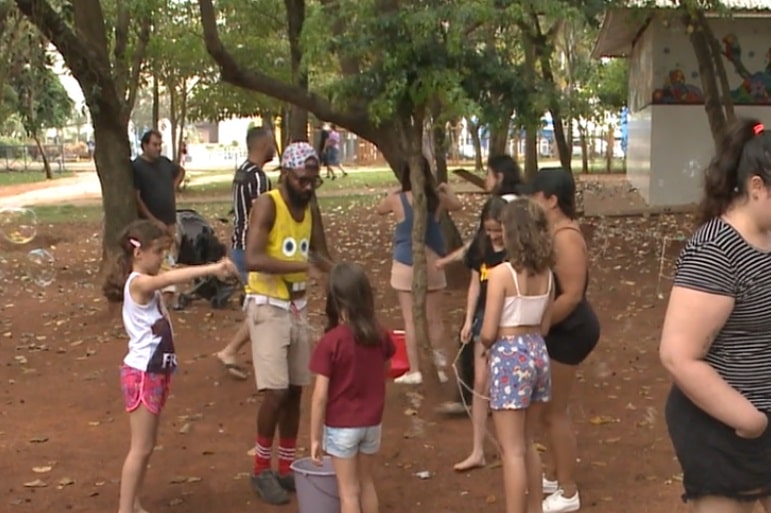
[290,456,340,513]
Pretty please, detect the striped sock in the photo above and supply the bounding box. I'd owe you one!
[253,436,272,475]
[278,438,297,476]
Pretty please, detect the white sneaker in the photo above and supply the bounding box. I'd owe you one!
[542,476,559,494]
[543,489,580,513]
[394,371,423,385]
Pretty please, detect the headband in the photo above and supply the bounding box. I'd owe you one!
[753,123,764,136]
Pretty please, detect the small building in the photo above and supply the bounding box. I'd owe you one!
[593,0,771,206]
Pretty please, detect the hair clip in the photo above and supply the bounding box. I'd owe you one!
[128,238,141,248]
[753,123,764,136]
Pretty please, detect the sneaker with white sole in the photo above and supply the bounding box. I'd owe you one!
[543,489,580,513]
[542,476,559,494]
[394,371,423,385]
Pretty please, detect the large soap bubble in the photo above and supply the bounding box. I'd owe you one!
[25,248,55,287]
[0,207,38,244]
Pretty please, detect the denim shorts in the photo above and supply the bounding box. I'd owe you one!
[230,248,248,283]
[324,424,382,459]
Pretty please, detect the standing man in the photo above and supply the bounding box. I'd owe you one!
[132,129,185,302]
[216,126,275,380]
[245,142,331,505]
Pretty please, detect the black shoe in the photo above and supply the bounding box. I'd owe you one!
[250,470,290,505]
[276,472,296,492]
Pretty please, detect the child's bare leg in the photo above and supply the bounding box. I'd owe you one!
[118,406,160,513]
[493,409,528,513]
[358,453,379,513]
[525,402,545,513]
[331,455,361,513]
[454,341,488,471]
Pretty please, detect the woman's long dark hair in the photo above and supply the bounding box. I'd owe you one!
[698,118,771,225]
[324,262,382,346]
[488,154,524,196]
[398,156,440,214]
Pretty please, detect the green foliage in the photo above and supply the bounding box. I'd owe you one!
[592,58,628,110]
[11,63,74,136]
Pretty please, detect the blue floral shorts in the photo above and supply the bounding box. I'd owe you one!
[488,333,551,410]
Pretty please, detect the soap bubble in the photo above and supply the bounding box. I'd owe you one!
[25,248,55,287]
[0,207,38,244]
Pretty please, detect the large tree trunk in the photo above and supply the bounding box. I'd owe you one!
[433,121,449,184]
[579,125,589,174]
[152,71,160,129]
[523,34,539,180]
[92,110,137,263]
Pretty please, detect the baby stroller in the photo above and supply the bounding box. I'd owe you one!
[173,209,238,310]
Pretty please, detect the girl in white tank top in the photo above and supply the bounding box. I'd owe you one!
[102,219,238,513]
[479,198,555,513]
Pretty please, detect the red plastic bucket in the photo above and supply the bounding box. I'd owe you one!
[389,330,410,379]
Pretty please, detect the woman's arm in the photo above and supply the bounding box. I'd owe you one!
[436,183,462,212]
[309,374,329,462]
[464,271,482,326]
[550,229,586,324]
[131,260,234,304]
[480,267,506,348]
[375,191,396,216]
[436,241,473,269]
[540,279,556,335]
[659,286,767,437]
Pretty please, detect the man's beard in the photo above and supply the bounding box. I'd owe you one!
[285,184,312,207]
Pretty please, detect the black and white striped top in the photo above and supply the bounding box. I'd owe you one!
[231,160,270,250]
[674,217,771,411]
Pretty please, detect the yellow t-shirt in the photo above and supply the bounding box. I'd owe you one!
[245,189,312,300]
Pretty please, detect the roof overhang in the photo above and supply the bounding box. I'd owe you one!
[592,3,771,60]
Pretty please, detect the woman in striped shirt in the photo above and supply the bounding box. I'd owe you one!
[660,118,771,511]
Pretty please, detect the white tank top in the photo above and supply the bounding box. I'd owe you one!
[499,263,552,328]
[122,272,177,373]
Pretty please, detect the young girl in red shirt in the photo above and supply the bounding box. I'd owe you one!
[310,262,395,513]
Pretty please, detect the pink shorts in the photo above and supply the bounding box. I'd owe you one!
[120,364,172,415]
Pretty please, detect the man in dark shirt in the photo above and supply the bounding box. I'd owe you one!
[216,126,275,380]
[133,129,184,299]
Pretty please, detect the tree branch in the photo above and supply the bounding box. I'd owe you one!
[197,0,373,138]
[14,0,116,113]
[72,0,109,62]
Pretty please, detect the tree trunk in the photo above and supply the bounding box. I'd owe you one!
[684,14,727,148]
[523,35,539,180]
[469,120,483,172]
[92,110,137,264]
[403,125,443,402]
[152,71,160,129]
[285,0,308,142]
[33,133,52,179]
[433,121,449,184]
[524,127,539,181]
[169,78,178,160]
[489,124,509,156]
[579,125,589,174]
[176,80,188,164]
[698,11,735,124]
[605,127,614,174]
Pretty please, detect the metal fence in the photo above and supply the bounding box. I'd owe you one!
[0,144,84,173]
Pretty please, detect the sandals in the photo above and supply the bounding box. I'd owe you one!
[215,352,249,380]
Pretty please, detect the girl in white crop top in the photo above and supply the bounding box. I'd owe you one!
[102,220,237,513]
[479,198,555,513]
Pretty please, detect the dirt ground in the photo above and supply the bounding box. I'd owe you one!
[0,188,710,513]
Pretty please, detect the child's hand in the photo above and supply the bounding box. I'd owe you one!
[459,320,472,344]
[310,439,324,466]
[215,258,238,280]
[435,257,448,270]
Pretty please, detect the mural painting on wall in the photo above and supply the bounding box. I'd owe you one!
[652,32,771,105]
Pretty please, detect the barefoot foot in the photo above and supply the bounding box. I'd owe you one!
[453,454,486,472]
